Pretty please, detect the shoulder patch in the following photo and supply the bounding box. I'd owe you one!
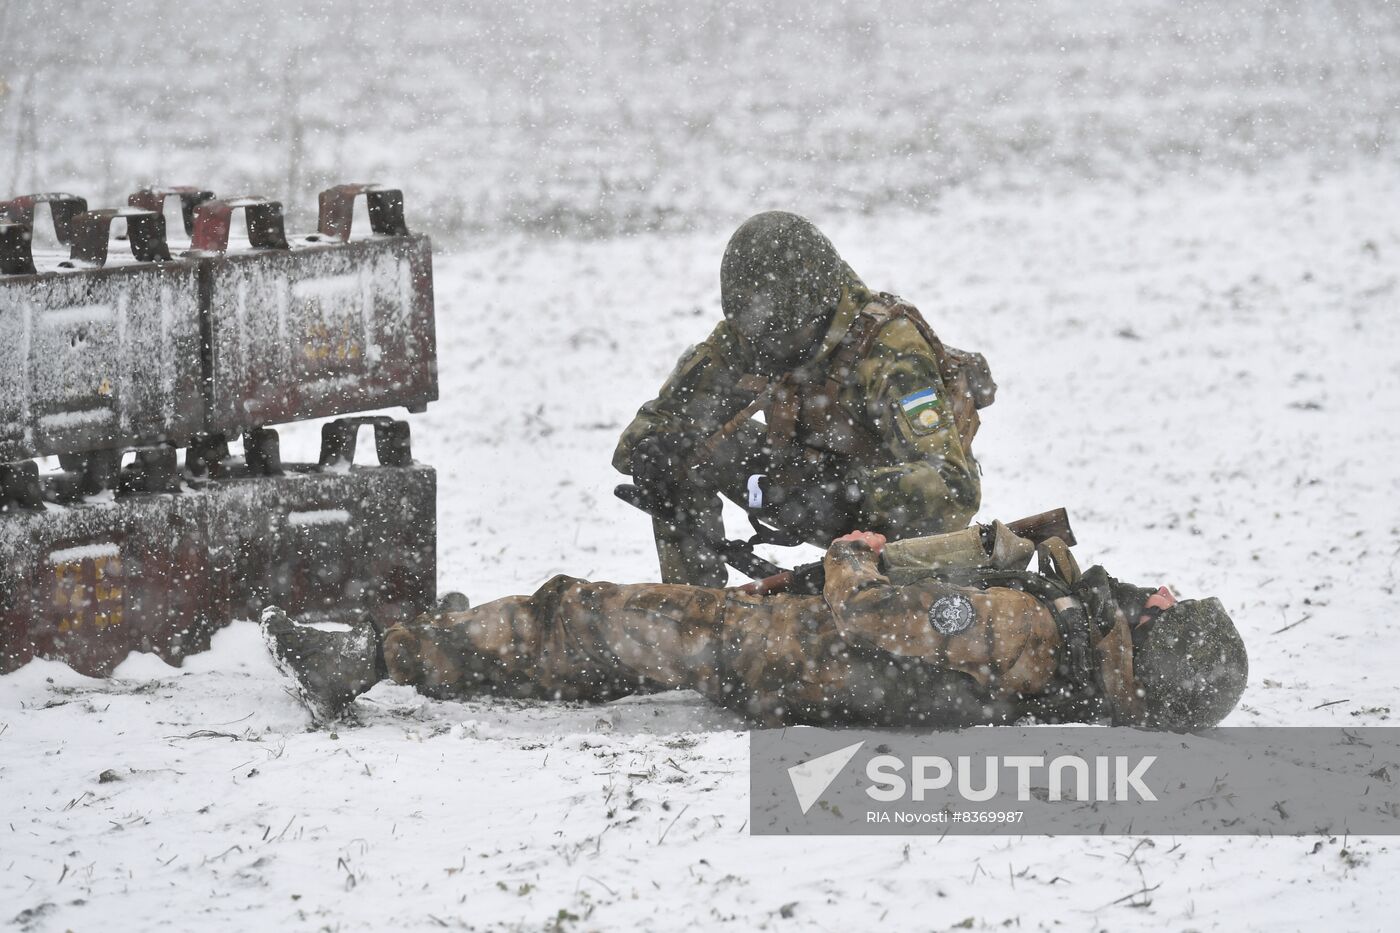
[899,388,943,434]
[929,594,975,635]
[900,387,938,411]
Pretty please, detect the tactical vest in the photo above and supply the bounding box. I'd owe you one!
[900,536,1118,722]
[719,295,997,464]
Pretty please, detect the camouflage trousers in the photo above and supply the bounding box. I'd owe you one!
[379,573,875,725]
[382,575,731,703]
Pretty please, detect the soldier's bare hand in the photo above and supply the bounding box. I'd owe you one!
[834,530,886,554]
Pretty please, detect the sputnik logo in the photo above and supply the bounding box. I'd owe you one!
[787,741,865,814]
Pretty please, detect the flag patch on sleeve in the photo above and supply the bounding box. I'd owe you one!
[899,388,942,433]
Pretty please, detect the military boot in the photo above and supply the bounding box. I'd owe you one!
[260,607,384,725]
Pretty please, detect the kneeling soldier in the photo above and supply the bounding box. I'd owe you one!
[614,211,996,585]
[262,525,1248,732]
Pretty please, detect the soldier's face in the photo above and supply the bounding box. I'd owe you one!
[1136,586,1177,630]
[724,244,840,375]
[732,284,830,374]
[735,308,795,370]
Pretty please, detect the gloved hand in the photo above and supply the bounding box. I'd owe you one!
[755,466,863,543]
[629,433,698,512]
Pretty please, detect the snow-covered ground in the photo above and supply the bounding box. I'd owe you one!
[5,1,1400,929]
[4,163,1399,931]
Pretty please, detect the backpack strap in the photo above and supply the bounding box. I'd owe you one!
[832,300,895,375]
[1035,536,1081,585]
[765,373,802,453]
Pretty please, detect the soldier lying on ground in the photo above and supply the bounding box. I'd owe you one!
[614,211,996,586]
[262,523,1248,732]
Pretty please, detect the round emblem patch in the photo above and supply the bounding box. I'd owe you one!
[929,594,974,635]
[916,408,940,429]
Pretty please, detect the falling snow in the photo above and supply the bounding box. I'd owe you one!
[3,1,1399,930]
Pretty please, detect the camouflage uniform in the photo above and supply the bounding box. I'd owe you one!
[382,540,1143,728]
[615,279,988,585]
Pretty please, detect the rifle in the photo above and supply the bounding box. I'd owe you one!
[617,482,1078,598]
[1005,507,1076,548]
[614,483,786,581]
[737,507,1079,597]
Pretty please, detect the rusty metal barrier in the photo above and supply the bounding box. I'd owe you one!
[0,196,205,462]
[127,186,215,243]
[189,184,437,439]
[0,418,436,675]
[0,183,440,676]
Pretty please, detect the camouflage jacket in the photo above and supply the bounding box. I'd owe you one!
[716,540,1142,727]
[613,284,984,540]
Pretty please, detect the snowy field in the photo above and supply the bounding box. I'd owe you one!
[5,2,1400,931]
[3,0,1397,240]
